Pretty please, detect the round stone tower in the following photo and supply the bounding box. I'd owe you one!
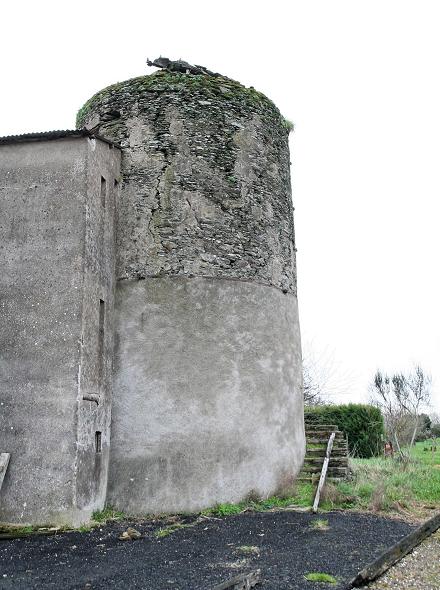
[77,64,305,514]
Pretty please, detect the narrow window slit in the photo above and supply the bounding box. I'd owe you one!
[95,431,102,453]
[98,299,105,386]
[100,176,106,208]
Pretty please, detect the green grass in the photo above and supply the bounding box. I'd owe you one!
[0,525,34,536]
[319,440,440,514]
[154,523,189,538]
[78,524,94,532]
[410,438,440,465]
[92,506,125,524]
[304,572,337,584]
[201,483,315,518]
[310,518,329,530]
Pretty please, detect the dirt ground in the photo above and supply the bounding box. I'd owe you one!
[0,510,415,590]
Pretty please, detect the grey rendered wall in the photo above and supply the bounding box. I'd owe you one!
[79,70,305,513]
[108,277,304,513]
[75,139,120,516]
[0,137,120,525]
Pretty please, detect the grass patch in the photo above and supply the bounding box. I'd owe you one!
[92,506,125,524]
[0,506,126,538]
[201,483,315,518]
[304,572,337,584]
[154,523,189,538]
[0,525,35,536]
[318,440,440,515]
[310,518,329,530]
[208,503,244,516]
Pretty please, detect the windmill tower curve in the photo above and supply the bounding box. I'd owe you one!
[77,60,305,513]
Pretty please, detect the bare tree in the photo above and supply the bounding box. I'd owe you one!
[370,366,432,453]
[303,360,326,406]
[403,365,432,447]
[302,342,355,406]
[371,370,404,456]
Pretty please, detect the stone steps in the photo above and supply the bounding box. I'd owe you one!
[303,456,348,466]
[301,466,347,477]
[305,430,345,439]
[305,424,339,430]
[298,421,349,483]
[296,475,345,484]
[306,437,346,445]
[306,447,348,456]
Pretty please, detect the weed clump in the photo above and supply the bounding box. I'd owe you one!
[92,506,125,523]
[155,523,188,538]
[310,518,329,530]
[304,572,337,584]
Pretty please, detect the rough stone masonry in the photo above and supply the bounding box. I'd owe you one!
[0,61,304,524]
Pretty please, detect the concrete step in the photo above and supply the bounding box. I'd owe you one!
[306,437,348,445]
[303,457,348,466]
[296,475,346,484]
[305,447,348,457]
[305,430,345,439]
[304,424,338,431]
[300,466,348,476]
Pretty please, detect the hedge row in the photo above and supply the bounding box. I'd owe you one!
[304,404,384,458]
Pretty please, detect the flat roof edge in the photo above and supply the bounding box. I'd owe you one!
[0,129,120,148]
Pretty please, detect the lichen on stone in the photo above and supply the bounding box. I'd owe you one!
[76,70,284,131]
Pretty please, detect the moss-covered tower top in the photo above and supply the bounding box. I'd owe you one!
[76,64,297,294]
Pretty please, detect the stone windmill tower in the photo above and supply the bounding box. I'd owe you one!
[76,59,305,514]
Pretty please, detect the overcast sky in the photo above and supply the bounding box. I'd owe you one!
[2,0,439,412]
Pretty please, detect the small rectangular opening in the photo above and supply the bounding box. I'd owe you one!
[100,176,106,208]
[95,431,102,453]
[98,299,105,385]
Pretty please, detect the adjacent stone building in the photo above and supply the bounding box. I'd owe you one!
[0,64,304,525]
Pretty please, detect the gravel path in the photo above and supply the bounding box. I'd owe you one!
[0,511,415,590]
[367,530,440,590]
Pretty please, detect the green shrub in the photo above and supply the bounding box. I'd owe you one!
[305,404,384,458]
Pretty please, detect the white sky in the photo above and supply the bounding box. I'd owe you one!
[2,0,439,412]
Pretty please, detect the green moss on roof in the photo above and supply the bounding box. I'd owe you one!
[76,70,283,129]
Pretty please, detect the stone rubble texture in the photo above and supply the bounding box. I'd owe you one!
[77,71,297,294]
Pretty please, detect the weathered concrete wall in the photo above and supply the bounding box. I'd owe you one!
[79,68,304,513]
[0,137,120,525]
[75,139,120,514]
[108,277,304,513]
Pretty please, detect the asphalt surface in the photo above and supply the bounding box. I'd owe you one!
[0,511,415,590]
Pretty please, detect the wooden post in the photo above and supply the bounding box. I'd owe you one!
[349,511,440,587]
[312,432,335,513]
[0,453,10,493]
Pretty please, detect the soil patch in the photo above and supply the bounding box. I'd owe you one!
[0,511,416,589]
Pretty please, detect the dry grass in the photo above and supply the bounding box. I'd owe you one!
[319,443,440,519]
